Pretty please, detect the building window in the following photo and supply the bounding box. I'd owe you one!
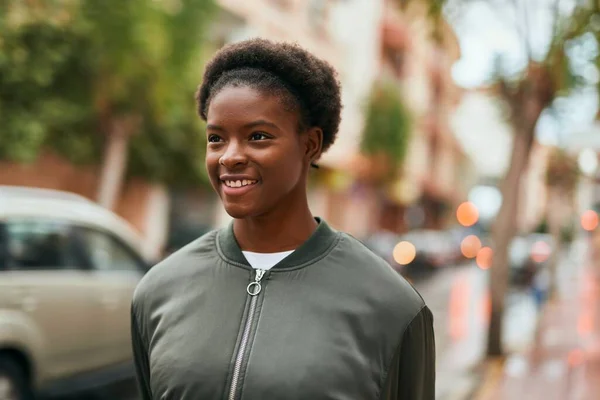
[268,0,293,10]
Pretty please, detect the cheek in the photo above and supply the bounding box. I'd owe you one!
[205,153,221,183]
[205,151,219,170]
[263,149,304,185]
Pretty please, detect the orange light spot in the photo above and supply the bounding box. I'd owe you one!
[456,202,479,227]
[567,349,585,366]
[581,210,599,231]
[393,241,416,265]
[448,274,470,341]
[577,312,594,336]
[461,235,482,258]
[476,247,493,270]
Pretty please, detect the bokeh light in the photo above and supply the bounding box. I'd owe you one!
[456,201,479,227]
[460,235,482,258]
[567,348,586,367]
[531,240,551,263]
[581,210,599,231]
[476,247,493,270]
[393,241,416,265]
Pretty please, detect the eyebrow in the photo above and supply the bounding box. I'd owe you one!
[206,120,280,132]
[243,120,279,130]
[206,124,225,131]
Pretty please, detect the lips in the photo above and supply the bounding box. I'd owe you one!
[220,177,259,196]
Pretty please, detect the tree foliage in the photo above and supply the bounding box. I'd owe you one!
[0,0,215,187]
[546,147,579,195]
[361,79,412,180]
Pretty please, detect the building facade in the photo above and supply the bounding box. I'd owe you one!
[374,0,472,234]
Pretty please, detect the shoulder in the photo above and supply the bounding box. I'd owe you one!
[332,232,426,316]
[132,229,219,313]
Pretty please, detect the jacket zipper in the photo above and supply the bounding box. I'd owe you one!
[228,269,267,400]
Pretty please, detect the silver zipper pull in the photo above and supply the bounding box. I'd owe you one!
[247,269,266,296]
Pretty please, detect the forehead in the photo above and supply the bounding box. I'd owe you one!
[207,86,296,127]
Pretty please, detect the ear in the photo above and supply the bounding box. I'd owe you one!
[304,127,323,165]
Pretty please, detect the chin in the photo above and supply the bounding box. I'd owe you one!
[223,199,277,219]
[222,202,258,219]
[224,208,250,219]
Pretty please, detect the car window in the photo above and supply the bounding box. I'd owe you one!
[79,228,145,272]
[0,224,7,270]
[5,220,82,271]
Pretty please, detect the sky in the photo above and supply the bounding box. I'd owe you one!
[447,0,600,178]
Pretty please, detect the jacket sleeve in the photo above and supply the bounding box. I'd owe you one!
[131,305,153,400]
[381,306,436,400]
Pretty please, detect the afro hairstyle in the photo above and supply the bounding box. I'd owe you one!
[196,38,342,153]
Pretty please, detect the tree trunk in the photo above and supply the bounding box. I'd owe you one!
[486,129,534,357]
[96,117,138,210]
[546,188,563,299]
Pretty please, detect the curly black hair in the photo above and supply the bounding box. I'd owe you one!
[196,38,342,153]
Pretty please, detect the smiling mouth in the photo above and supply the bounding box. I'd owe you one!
[222,179,258,188]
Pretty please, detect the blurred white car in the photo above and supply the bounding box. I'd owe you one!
[0,186,149,399]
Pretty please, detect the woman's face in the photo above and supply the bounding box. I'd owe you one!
[205,85,316,219]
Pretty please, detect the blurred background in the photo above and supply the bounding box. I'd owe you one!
[1,0,600,399]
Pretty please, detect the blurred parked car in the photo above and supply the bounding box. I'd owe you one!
[364,228,460,280]
[0,186,150,399]
[402,230,459,269]
[509,233,554,287]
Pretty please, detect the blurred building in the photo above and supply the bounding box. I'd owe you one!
[361,0,473,236]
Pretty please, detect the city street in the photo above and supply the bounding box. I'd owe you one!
[476,242,600,400]
[414,263,538,400]
[4,1,600,399]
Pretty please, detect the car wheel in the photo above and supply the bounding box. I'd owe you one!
[0,357,33,400]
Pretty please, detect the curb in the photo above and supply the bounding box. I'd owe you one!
[470,357,506,400]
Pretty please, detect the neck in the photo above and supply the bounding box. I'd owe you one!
[233,192,317,253]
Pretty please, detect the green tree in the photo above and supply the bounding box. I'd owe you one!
[437,0,600,357]
[0,0,215,209]
[361,79,412,182]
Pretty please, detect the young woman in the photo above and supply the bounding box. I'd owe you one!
[131,38,435,400]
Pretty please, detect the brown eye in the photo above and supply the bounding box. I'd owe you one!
[249,132,270,141]
[208,134,222,143]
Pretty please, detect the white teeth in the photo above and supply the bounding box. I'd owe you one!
[224,180,257,187]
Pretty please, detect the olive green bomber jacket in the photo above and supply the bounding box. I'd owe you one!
[131,219,435,400]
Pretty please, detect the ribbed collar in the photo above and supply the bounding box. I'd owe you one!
[216,218,339,270]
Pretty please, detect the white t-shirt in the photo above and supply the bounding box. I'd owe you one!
[242,250,295,270]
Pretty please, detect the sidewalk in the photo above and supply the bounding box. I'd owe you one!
[474,245,600,400]
[417,264,538,400]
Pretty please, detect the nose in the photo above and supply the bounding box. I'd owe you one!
[219,140,248,169]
